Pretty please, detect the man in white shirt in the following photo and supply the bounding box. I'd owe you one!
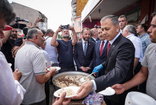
[122,25,143,74]
[122,25,145,93]
[0,0,26,105]
[44,29,58,66]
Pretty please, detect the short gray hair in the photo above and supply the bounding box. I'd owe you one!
[100,15,119,26]
[124,25,137,35]
[27,28,39,39]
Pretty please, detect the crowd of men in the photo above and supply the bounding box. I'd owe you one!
[0,0,156,105]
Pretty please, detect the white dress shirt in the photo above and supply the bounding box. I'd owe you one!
[126,34,143,62]
[0,51,26,105]
[82,39,88,54]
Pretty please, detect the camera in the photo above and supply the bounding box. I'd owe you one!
[94,25,101,28]
[61,25,69,29]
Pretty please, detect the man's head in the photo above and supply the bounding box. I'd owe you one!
[98,28,105,41]
[46,29,54,37]
[0,0,15,30]
[100,15,120,41]
[27,28,45,47]
[10,28,18,39]
[61,29,70,38]
[148,12,156,43]
[0,0,15,47]
[118,15,128,30]
[91,28,98,39]
[82,27,91,41]
[136,24,148,35]
[122,25,137,37]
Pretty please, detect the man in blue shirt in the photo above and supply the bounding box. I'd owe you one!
[51,25,78,73]
[136,24,151,56]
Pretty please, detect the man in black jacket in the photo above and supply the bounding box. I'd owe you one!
[73,15,135,105]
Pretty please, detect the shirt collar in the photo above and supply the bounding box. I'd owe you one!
[140,33,148,38]
[109,32,121,45]
[126,34,135,39]
[25,41,40,49]
[82,39,88,44]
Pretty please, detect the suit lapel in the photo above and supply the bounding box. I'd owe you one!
[97,41,100,56]
[86,41,90,56]
[108,34,122,57]
[101,41,108,57]
[80,42,85,56]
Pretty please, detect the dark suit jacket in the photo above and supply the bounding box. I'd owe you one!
[89,37,96,43]
[94,40,108,76]
[74,41,95,73]
[95,34,135,105]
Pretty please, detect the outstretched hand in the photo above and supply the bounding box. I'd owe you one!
[111,84,126,95]
[53,92,71,105]
[72,81,93,100]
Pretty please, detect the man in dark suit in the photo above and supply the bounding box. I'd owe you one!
[94,28,108,77]
[89,27,99,43]
[74,27,95,73]
[73,15,135,105]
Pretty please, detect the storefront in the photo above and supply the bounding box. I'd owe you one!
[81,0,155,28]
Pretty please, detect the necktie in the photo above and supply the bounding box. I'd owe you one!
[100,41,104,56]
[84,42,87,55]
[107,42,111,56]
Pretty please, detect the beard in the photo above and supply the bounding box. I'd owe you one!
[62,35,70,38]
[83,37,89,41]
[10,34,17,39]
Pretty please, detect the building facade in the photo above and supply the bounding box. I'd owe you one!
[11,2,48,30]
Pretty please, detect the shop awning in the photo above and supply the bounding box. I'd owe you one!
[81,0,140,23]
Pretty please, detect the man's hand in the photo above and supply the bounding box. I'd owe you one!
[68,25,74,31]
[80,66,86,71]
[49,68,57,76]
[111,84,126,95]
[56,25,62,33]
[92,64,103,73]
[53,92,71,105]
[13,69,22,81]
[72,81,93,100]
[85,67,90,71]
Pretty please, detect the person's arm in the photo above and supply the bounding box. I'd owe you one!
[0,59,25,105]
[112,66,148,95]
[35,69,56,84]
[32,17,42,28]
[69,25,78,46]
[51,26,61,47]
[12,38,27,58]
[133,58,139,73]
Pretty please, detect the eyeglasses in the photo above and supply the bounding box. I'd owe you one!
[12,30,17,33]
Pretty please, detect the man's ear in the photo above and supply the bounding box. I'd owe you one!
[126,21,128,24]
[35,34,38,39]
[116,25,120,32]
